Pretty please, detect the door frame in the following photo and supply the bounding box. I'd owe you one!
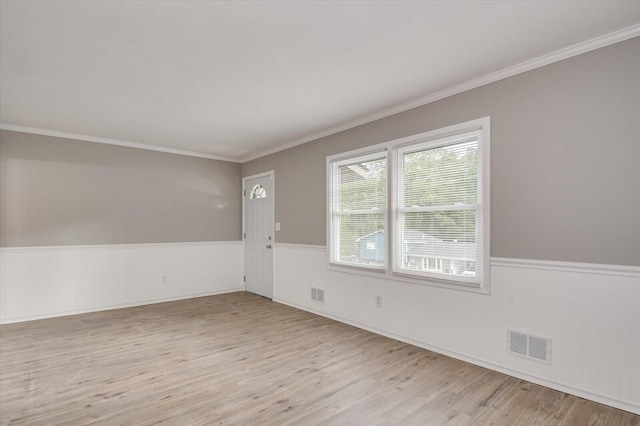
[242,170,275,294]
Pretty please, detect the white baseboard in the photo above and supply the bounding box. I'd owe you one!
[0,241,243,323]
[274,298,639,415]
[2,240,638,414]
[272,245,640,415]
[2,288,241,325]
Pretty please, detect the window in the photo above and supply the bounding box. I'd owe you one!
[250,184,267,199]
[419,257,442,272]
[328,152,387,268]
[395,132,482,284]
[327,118,490,291]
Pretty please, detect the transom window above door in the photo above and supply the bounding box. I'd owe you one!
[250,184,267,199]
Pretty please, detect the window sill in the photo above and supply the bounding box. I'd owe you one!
[327,262,491,295]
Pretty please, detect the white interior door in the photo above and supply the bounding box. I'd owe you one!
[244,174,274,298]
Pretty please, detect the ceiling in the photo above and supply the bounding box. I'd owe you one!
[1,1,639,162]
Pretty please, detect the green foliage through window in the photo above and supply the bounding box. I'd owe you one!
[328,119,488,288]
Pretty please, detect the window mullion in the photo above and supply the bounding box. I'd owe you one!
[327,117,489,292]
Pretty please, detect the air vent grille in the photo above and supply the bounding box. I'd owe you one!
[507,330,552,364]
[528,336,549,361]
[311,287,325,304]
[509,332,528,356]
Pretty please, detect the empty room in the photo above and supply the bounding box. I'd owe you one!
[1,1,639,424]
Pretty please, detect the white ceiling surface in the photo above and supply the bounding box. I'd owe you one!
[1,1,639,162]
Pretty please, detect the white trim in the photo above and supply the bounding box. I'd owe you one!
[327,149,389,274]
[491,257,640,279]
[392,125,490,290]
[274,243,325,252]
[273,298,640,415]
[242,172,275,244]
[325,262,490,295]
[0,240,242,253]
[1,241,244,323]
[242,170,276,182]
[274,244,639,280]
[240,24,640,163]
[326,117,491,294]
[242,171,276,297]
[0,124,239,163]
[0,289,241,325]
[3,26,637,164]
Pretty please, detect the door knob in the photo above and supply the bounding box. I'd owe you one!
[266,244,272,249]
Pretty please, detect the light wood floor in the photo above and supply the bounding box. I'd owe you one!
[1,292,638,425]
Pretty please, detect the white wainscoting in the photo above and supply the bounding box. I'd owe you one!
[273,243,640,414]
[0,241,243,324]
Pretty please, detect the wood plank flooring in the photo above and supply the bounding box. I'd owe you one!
[1,292,638,425]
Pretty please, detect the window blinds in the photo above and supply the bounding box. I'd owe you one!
[395,135,481,282]
[330,153,387,268]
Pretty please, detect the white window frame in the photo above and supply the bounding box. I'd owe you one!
[326,117,490,294]
[327,149,388,272]
[394,130,484,286]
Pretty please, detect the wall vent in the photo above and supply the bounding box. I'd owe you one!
[311,287,325,304]
[507,330,552,364]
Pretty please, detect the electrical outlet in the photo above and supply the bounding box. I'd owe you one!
[375,295,382,309]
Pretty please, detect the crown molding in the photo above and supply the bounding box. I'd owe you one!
[2,25,638,164]
[240,24,640,163]
[0,124,240,163]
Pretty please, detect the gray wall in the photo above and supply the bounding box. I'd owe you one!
[242,37,640,267]
[0,130,241,246]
